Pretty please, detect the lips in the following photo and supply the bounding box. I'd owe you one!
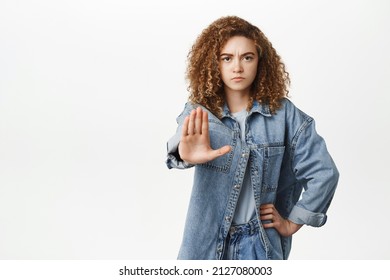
[232,77,244,81]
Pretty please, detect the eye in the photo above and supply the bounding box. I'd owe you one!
[243,55,254,61]
[221,56,231,62]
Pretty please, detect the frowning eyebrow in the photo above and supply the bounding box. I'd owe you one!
[220,52,256,57]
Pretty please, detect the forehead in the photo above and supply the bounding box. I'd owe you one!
[220,36,256,53]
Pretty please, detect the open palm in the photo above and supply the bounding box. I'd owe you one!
[179,107,231,165]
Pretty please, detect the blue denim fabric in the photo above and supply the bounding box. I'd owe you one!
[166,99,339,260]
[223,219,267,260]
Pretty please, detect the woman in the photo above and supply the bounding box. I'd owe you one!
[166,16,339,260]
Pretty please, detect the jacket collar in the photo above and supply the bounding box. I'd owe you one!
[221,100,272,118]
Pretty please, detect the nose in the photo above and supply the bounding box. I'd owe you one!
[233,59,243,73]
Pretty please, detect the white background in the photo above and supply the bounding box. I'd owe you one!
[0,0,389,259]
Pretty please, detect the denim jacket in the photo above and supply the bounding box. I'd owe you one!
[166,99,339,260]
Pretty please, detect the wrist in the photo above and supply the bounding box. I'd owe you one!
[288,220,303,235]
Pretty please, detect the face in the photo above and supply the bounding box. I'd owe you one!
[219,36,258,96]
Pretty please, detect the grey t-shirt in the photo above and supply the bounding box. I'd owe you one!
[231,109,256,224]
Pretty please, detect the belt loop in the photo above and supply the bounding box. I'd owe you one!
[249,218,258,235]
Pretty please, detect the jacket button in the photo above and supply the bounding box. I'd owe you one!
[234,184,240,190]
[225,216,231,222]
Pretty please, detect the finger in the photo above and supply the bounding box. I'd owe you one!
[259,204,275,210]
[195,107,202,135]
[259,208,274,215]
[218,145,232,156]
[188,109,196,135]
[259,214,274,220]
[208,145,231,161]
[201,110,209,135]
[181,116,190,138]
[262,222,274,229]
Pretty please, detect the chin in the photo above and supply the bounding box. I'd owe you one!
[227,85,251,92]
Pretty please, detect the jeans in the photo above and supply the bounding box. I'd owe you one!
[222,218,267,260]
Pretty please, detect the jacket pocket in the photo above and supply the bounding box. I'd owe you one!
[200,122,236,173]
[261,146,286,202]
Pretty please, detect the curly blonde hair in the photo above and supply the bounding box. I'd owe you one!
[186,16,290,117]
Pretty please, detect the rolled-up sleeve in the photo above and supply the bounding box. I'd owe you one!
[287,118,339,227]
[165,103,195,170]
[166,128,194,169]
[288,205,327,227]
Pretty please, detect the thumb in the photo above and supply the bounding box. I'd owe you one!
[209,145,231,161]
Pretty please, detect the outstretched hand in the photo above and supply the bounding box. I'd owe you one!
[259,204,303,237]
[178,107,231,165]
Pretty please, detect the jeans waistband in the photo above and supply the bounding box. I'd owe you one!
[229,218,259,236]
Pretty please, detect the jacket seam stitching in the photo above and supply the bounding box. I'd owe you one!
[289,116,313,174]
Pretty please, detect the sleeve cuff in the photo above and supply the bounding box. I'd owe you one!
[288,205,327,227]
[166,154,194,169]
[165,130,194,170]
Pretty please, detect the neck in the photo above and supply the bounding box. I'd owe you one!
[225,89,250,113]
